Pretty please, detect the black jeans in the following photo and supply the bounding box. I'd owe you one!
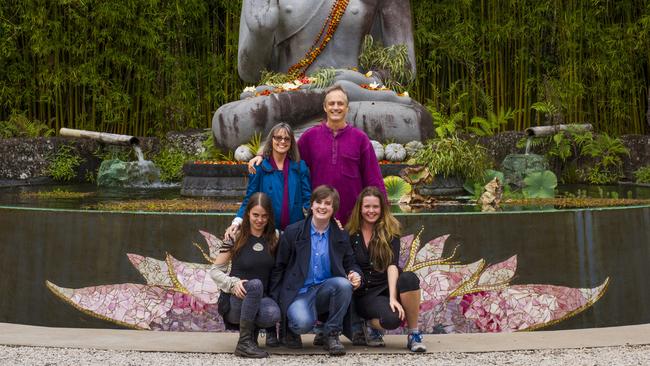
[224,279,281,328]
[354,271,420,330]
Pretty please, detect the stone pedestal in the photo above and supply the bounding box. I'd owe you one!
[501,154,549,187]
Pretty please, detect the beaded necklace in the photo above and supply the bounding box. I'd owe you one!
[287,0,350,79]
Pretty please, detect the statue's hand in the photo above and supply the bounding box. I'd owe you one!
[243,0,280,34]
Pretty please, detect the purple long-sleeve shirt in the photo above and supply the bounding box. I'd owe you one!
[298,122,387,224]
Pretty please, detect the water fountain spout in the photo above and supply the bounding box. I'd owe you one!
[525,124,592,137]
[59,128,140,146]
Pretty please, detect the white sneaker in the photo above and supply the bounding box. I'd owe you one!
[407,332,426,352]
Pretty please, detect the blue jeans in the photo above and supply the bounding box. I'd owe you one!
[287,277,353,335]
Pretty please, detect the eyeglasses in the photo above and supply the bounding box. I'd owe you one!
[272,136,291,143]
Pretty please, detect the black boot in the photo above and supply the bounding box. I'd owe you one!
[324,331,346,356]
[265,326,280,348]
[235,320,269,358]
[282,327,303,349]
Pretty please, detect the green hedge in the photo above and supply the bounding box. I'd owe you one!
[1,1,648,136]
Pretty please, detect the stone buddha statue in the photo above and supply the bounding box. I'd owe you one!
[213,0,433,149]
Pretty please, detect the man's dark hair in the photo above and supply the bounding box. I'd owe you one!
[310,185,340,215]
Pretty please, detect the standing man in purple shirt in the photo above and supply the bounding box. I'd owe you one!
[249,84,387,225]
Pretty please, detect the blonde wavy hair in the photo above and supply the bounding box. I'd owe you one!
[345,186,401,272]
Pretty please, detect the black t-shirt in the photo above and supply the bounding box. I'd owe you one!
[229,235,275,293]
[350,233,401,289]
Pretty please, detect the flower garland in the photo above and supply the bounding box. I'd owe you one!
[287,0,350,79]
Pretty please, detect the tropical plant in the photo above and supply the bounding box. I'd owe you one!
[383,176,412,202]
[634,166,650,184]
[47,145,83,181]
[523,171,558,198]
[358,35,413,92]
[152,148,193,183]
[469,107,518,136]
[1,1,649,136]
[244,132,263,156]
[217,150,237,163]
[0,114,54,138]
[259,70,291,86]
[198,131,221,161]
[530,101,562,126]
[428,107,465,139]
[577,133,629,184]
[542,128,629,184]
[308,68,337,89]
[414,136,493,182]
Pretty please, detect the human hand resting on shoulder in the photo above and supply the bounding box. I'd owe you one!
[224,223,241,242]
[247,155,264,174]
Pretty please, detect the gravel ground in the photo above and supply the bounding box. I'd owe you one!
[1,345,650,366]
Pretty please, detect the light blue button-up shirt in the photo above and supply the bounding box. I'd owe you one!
[299,222,332,294]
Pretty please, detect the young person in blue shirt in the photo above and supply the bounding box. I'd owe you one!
[269,185,362,356]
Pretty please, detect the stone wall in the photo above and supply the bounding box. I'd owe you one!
[1,131,648,183]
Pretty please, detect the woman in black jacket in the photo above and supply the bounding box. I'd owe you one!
[346,186,426,352]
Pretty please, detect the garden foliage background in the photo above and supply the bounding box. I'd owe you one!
[1,0,649,137]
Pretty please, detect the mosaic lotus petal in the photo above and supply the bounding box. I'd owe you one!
[166,254,220,304]
[47,230,608,334]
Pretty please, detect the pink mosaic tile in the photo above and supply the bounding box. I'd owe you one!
[48,230,608,334]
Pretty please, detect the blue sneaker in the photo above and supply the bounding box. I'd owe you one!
[407,331,426,352]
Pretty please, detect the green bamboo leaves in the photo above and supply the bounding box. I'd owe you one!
[0,1,649,137]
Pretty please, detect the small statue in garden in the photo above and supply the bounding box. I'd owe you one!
[478,177,503,212]
[213,0,434,149]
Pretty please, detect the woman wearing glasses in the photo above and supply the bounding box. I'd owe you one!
[224,123,312,346]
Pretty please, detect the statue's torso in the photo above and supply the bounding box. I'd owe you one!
[275,0,380,73]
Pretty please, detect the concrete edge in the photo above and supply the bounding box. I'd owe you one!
[1,323,650,354]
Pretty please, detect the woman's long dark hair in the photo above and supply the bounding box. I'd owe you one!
[232,192,278,258]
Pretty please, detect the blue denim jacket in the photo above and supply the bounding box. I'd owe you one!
[236,157,311,229]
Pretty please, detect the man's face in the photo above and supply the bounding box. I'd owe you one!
[323,90,349,124]
[311,196,335,221]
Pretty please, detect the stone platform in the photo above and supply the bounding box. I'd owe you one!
[180,162,465,197]
[1,322,649,354]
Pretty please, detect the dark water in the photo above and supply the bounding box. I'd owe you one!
[2,183,649,213]
[2,205,650,331]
